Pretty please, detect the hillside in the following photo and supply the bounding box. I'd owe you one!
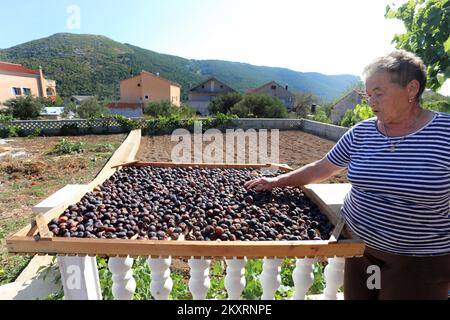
[0,33,361,102]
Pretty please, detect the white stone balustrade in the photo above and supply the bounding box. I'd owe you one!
[188,257,211,300]
[58,256,350,300]
[58,255,102,300]
[323,257,345,300]
[108,256,136,300]
[260,258,283,300]
[225,257,247,300]
[292,258,316,300]
[147,256,173,300]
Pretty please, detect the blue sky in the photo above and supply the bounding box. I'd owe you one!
[1,0,449,95]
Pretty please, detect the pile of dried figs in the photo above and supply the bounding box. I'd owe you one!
[48,166,334,241]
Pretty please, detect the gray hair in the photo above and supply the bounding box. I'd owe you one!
[363,50,427,100]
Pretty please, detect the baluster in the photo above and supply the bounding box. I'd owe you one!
[188,257,211,300]
[225,257,247,300]
[260,258,283,300]
[147,256,173,300]
[323,257,345,300]
[108,256,136,300]
[292,258,316,300]
[58,255,102,300]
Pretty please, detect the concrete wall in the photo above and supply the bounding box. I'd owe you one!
[301,119,348,141]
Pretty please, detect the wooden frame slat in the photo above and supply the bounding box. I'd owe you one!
[7,237,364,258]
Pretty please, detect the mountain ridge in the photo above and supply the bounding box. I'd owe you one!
[0,33,361,102]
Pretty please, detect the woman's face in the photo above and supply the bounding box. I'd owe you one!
[365,71,410,124]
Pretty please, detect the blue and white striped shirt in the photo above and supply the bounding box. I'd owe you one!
[327,112,450,256]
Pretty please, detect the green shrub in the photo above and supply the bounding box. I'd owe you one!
[92,143,115,153]
[76,97,110,119]
[230,103,251,118]
[231,94,288,118]
[340,102,374,127]
[61,102,77,118]
[144,100,197,119]
[213,113,238,127]
[423,99,450,113]
[112,115,144,130]
[178,105,198,118]
[7,126,20,137]
[3,96,45,120]
[208,92,244,115]
[27,128,43,138]
[312,110,331,124]
[49,138,84,155]
[144,100,177,117]
[0,114,14,122]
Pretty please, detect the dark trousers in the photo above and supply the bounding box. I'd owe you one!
[344,246,450,300]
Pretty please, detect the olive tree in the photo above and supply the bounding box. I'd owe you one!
[3,96,45,120]
[208,92,243,115]
[230,94,288,118]
[76,97,110,119]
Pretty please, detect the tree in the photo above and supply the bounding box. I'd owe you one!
[208,92,243,115]
[61,102,77,118]
[230,94,288,118]
[340,102,374,127]
[385,0,450,91]
[422,90,450,112]
[292,92,320,118]
[230,103,251,118]
[144,100,177,117]
[3,96,45,120]
[76,97,110,119]
[312,109,332,124]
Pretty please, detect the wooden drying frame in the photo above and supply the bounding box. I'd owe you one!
[6,129,364,259]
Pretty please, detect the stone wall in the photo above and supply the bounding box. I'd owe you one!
[301,119,348,141]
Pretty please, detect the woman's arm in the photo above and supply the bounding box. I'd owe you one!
[244,157,345,191]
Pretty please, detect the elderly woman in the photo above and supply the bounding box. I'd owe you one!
[245,50,450,300]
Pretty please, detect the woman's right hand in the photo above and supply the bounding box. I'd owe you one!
[244,177,279,192]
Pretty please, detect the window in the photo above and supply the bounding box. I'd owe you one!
[271,85,276,90]
[137,83,141,87]
[11,87,22,96]
[23,88,31,96]
[145,95,149,99]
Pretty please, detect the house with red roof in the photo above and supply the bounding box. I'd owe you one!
[0,61,56,107]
